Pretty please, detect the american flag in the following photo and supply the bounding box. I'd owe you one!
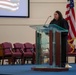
[66,0,76,39]
[0,0,20,11]
[65,0,76,52]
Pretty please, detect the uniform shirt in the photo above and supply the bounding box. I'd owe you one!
[49,18,69,36]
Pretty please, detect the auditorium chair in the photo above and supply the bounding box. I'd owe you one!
[24,43,36,64]
[2,42,22,65]
[67,42,76,63]
[0,44,4,65]
[33,44,36,52]
[33,44,36,63]
[1,42,12,65]
[13,43,24,64]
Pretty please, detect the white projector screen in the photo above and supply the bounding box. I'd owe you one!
[0,0,30,18]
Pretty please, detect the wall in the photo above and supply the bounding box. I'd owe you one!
[0,0,76,43]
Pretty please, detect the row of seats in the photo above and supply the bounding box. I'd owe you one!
[0,42,36,65]
[0,41,76,65]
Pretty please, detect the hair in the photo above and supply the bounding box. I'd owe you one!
[55,10,63,20]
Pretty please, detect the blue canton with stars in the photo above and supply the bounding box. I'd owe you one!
[69,0,74,8]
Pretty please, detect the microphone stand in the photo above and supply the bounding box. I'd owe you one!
[43,16,51,28]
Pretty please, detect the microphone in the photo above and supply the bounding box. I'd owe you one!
[43,16,51,28]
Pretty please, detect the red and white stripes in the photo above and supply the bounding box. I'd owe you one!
[65,0,76,40]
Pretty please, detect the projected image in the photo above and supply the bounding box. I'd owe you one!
[0,0,29,17]
[0,0,20,11]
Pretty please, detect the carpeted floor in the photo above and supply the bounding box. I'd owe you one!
[0,64,76,75]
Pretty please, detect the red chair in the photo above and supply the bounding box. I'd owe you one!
[0,44,3,65]
[33,44,36,63]
[24,43,36,64]
[2,42,22,65]
[33,44,36,52]
[13,43,24,64]
[67,43,76,63]
[2,42,12,65]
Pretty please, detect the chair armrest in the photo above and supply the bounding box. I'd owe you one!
[23,48,35,53]
[3,48,14,54]
[12,48,21,52]
[10,49,14,54]
[20,49,25,53]
[29,48,35,53]
[10,48,15,54]
[13,48,25,53]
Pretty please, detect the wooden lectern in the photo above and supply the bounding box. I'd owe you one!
[30,24,69,72]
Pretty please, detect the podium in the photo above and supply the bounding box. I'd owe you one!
[30,24,69,72]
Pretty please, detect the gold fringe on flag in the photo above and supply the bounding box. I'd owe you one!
[67,38,76,53]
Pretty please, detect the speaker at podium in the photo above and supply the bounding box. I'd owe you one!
[30,24,69,72]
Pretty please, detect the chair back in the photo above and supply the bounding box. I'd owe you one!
[2,42,12,55]
[24,43,34,52]
[13,43,24,52]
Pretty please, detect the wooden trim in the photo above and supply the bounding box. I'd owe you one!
[49,30,53,65]
[0,44,3,57]
[55,32,61,66]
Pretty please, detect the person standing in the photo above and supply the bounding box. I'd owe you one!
[49,10,69,67]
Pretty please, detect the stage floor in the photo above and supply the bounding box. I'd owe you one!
[0,64,76,75]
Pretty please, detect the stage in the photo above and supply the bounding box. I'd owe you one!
[0,64,76,75]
